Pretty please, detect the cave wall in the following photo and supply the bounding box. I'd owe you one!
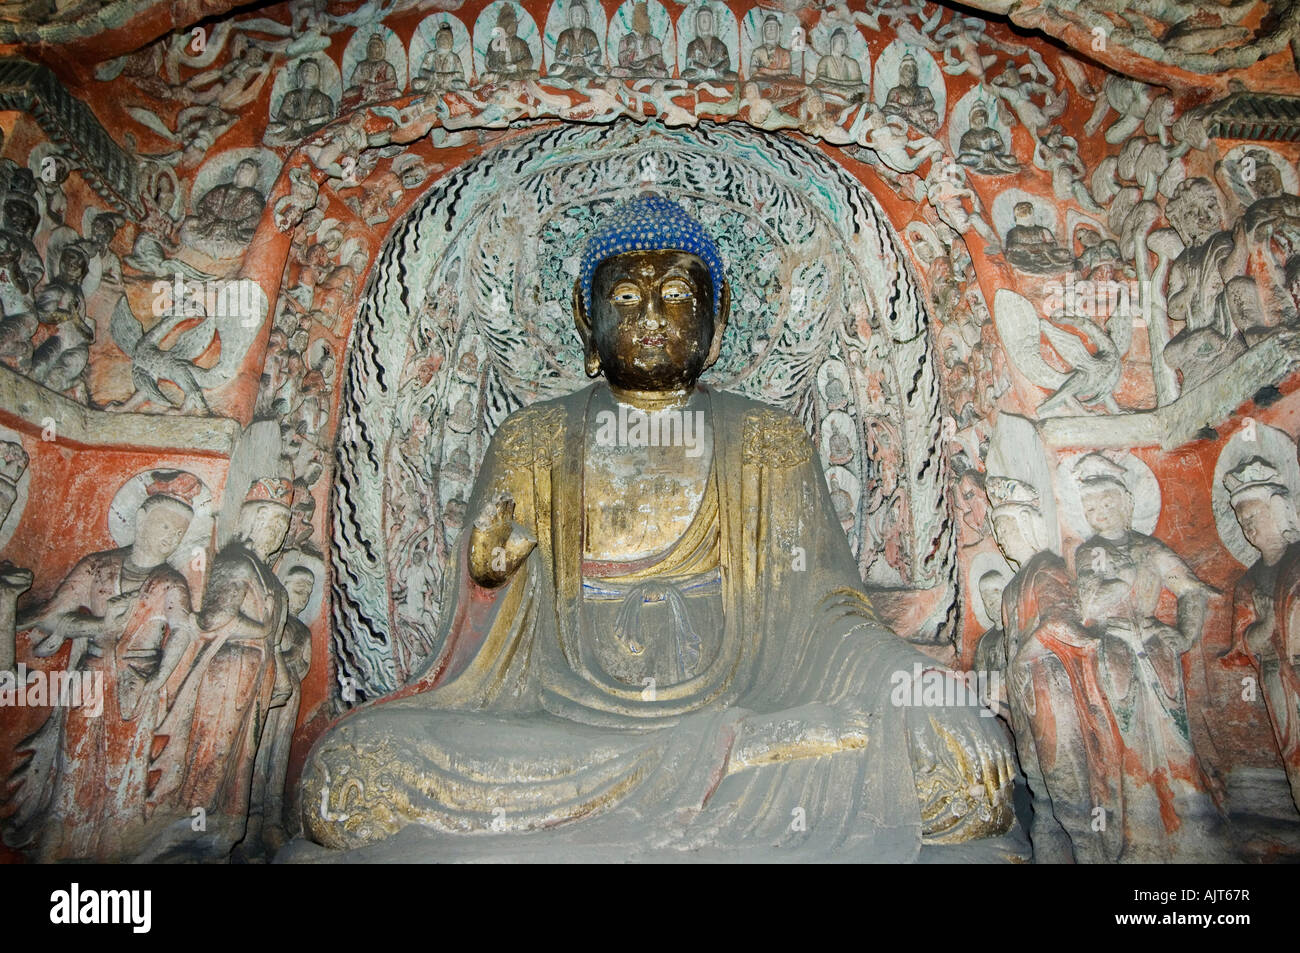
[0,0,1297,861]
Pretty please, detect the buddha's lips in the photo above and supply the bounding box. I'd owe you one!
[636,335,667,348]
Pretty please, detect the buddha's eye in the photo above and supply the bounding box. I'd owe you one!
[662,279,693,302]
[610,283,641,305]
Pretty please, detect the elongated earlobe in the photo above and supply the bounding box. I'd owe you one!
[573,278,601,377]
[703,280,730,370]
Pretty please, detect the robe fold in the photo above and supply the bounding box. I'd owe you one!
[1231,542,1300,812]
[8,550,192,861]
[297,384,1023,862]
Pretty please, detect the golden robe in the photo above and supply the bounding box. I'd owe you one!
[297,384,1022,861]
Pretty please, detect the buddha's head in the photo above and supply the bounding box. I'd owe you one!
[899,54,918,87]
[285,565,316,617]
[4,192,38,237]
[987,476,1048,570]
[1074,453,1133,539]
[569,1,588,29]
[632,1,651,36]
[366,33,387,61]
[133,496,193,567]
[58,243,90,283]
[1226,456,1300,564]
[830,28,847,56]
[238,477,293,562]
[234,158,261,190]
[977,570,1006,626]
[496,5,518,35]
[298,58,321,89]
[969,103,988,129]
[574,193,730,393]
[761,14,779,45]
[133,471,201,568]
[1012,201,1035,226]
[1166,177,1223,247]
[1245,149,1284,199]
[435,23,454,51]
[695,5,714,37]
[90,211,121,251]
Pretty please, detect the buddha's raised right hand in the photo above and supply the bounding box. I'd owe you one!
[468,493,537,588]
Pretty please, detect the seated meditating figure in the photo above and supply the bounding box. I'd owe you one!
[267,59,335,144]
[483,6,536,83]
[181,158,266,251]
[957,104,1017,175]
[342,34,400,109]
[813,29,866,103]
[412,23,467,92]
[549,2,602,80]
[613,1,668,79]
[295,193,1023,862]
[682,5,733,81]
[748,13,797,88]
[1004,201,1074,275]
[883,54,938,133]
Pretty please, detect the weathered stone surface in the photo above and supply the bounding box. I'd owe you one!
[0,0,1298,864]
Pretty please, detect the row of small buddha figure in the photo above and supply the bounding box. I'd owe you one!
[1,473,311,862]
[300,6,926,114]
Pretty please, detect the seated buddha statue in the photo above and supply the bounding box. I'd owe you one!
[294,193,1025,862]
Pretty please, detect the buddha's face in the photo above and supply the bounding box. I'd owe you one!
[970,109,987,129]
[632,4,651,35]
[367,35,386,60]
[235,160,259,189]
[977,573,1005,624]
[696,9,713,36]
[900,61,917,85]
[1234,493,1300,560]
[570,4,587,29]
[299,61,320,88]
[134,499,192,566]
[1081,485,1132,537]
[154,176,175,208]
[240,501,290,560]
[60,248,87,282]
[762,17,778,44]
[831,31,846,55]
[579,249,726,392]
[991,508,1039,569]
[1256,162,1284,199]
[91,216,116,248]
[287,572,315,615]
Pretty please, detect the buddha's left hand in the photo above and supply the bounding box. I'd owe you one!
[905,693,1017,843]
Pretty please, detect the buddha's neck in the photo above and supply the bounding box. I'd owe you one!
[607,381,695,412]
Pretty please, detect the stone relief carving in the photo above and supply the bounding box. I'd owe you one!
[1215,423,1300,817]
[331,119,948,697]
[0,0,1298,864]
[4,469,206,860]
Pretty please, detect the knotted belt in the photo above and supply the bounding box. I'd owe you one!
[582,567,721,680]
